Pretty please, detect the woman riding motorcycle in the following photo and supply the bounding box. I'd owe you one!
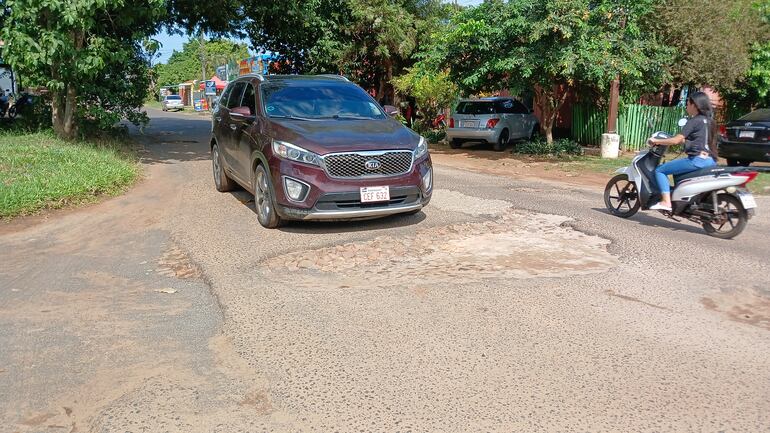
[648,91,718,211]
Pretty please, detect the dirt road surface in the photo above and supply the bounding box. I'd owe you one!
[1,109,769,432]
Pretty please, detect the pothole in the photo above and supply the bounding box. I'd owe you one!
[262,209,618,288]
[702,289,770,331]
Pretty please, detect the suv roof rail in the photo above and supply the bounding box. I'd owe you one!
[317,74,349,82]
[242,73,265,81]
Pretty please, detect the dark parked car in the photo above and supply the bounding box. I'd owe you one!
[210,74,433,228]
[720,108,770,166]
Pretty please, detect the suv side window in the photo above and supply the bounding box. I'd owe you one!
[226,82,246,109]
[241,83,256,115]
[512,100,529,114]
[218,85,233,109]
[494,99,514,114]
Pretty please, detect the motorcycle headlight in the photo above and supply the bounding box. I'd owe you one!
[272,140,322,166]
[414,136,428,159]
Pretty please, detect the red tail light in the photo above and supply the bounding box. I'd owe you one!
[486,118,500,129]
[449,117,454,128]
[735,171,759,185]
[719,124,727,138]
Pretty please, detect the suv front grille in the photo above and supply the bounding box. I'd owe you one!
[323,151,414,178]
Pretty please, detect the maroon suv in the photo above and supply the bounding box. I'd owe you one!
[210,74,433,228]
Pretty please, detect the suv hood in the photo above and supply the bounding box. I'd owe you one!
[268,118,419,155]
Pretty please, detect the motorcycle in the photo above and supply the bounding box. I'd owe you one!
[8,92,33,119]
[603,119,763,239]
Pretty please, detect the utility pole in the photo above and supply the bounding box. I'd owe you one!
[199,31,208,111]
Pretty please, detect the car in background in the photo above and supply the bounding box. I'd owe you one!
[210,74,432,228]
[719,108,770,166]
[161,94,184,111]
[446,97,539,151]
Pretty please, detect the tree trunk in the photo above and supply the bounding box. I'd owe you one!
[62,83,78,139]
[51,91,65,137]
[534,83,571,144]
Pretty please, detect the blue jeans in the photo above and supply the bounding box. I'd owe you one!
[655,156,716,194]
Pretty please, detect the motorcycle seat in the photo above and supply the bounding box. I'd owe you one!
[673,166,746,184]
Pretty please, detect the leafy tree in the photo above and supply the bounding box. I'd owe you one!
[1,0,165,139]
[392,65,458,131]
[242,0,450,103]
[425,0,669,143]
[154,37,249,88]
[652,0,768,91]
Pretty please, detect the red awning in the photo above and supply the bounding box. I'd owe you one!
[199,75,227,90]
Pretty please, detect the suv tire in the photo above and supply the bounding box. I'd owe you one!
[212,144,236,192]
[254,164,284,229]
[494,129,509,152]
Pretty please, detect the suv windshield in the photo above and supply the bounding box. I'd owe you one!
[166,95,181,100]
[262,82,385,120]
[456,101,495,115]
[739,109,770,122]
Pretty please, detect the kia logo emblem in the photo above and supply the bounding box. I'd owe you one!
[364,160,381,170]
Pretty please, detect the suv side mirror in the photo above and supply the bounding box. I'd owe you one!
[383,105,399,117]
[231,106,256,122]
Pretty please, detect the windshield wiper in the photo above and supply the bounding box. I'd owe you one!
[269,115,315,121]
[327,114,376,120]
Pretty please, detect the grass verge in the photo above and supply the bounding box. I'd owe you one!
[0,130,140,219]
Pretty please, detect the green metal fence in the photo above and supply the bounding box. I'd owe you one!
[572,104,687,151]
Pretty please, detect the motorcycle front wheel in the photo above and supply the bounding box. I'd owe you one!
[8,106,17,119]
[604,174,640,218]
[702,193,748,239]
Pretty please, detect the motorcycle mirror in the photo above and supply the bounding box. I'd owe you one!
[677,118,687,128]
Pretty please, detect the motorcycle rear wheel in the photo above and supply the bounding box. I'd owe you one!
[701,193,748,239]
[604,174,640,218]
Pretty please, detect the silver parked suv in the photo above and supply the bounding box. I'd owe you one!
[446,97,539,151]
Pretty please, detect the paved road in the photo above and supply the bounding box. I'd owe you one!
[2,108,769,432]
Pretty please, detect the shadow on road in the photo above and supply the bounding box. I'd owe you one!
[129,109,212,165]
[591,207,707,236]
[228,189,428,234]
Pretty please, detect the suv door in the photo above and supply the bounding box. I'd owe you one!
[511,100,534,138]
[230,82,258,180]
[221,81,247,179]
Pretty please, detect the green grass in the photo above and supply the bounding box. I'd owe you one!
[144,100,163,110]
[0,131,140,218]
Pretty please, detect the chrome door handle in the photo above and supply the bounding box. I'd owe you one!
[230,124,237,130]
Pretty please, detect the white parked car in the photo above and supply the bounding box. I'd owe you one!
[446,97,539,151]
[161,94,184,111]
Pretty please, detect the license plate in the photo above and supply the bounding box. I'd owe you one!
[460,120,478,128]
[360,186,390,203]
[738,191,757,209]
[739,130,755,139]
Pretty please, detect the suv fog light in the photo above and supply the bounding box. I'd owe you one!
[422,168,433,192]
[284,177,309,201]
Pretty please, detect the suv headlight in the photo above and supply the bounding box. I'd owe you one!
[414,136,428,159]
[272,140,322,166]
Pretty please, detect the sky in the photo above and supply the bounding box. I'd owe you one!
[153,0,485,64]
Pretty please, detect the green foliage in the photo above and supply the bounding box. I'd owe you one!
[424,0,669,143]
[242,0,451,101]
[515,138,584,156]
[392,66,458,127]
[154,37,250,88]
[1,0,166,138]
[723,41,770,118]
[0,130,139,218]
[653,0,768,91]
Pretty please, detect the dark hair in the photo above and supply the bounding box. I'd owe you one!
[688,91,718,160]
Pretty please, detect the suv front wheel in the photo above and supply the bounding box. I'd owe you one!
[254,164,284,229]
